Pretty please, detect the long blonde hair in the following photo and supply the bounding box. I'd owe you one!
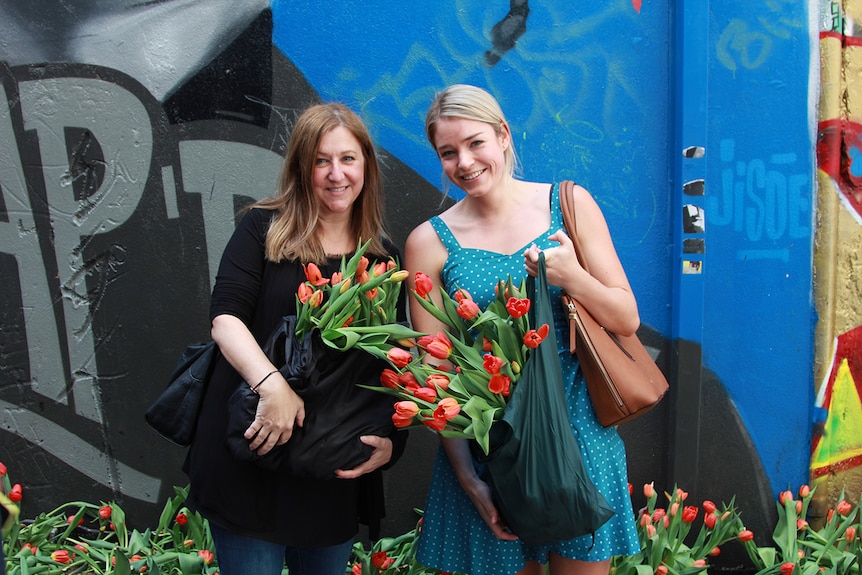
[425,84,521,192]
[253,103,387,263]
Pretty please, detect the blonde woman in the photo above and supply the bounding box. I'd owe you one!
[406,85,640,575]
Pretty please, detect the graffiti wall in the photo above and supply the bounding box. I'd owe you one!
[812,0,862,523]
[0,0,818,544]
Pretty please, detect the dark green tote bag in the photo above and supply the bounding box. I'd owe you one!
[482,252,615,546]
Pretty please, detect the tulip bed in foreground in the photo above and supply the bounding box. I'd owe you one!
[2,461,860,575]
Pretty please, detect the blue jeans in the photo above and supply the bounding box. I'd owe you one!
[210,523,354,575]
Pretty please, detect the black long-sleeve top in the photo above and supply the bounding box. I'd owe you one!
[184,207,407,546]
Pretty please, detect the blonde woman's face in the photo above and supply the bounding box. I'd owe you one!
[432,117,509,197]
[312,126,365,217]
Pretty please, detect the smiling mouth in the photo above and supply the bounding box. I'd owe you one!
[461,169,485,181]
[328,186,349,193]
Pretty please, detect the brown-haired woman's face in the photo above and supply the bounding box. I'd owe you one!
[312,126,365,217]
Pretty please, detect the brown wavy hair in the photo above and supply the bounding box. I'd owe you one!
[252,103,388,263]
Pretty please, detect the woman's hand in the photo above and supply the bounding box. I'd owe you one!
[439,438,519,541]
[461,475,519,541]
[523,230,584,287]
[244,374,306,455]
[334,435,394,479]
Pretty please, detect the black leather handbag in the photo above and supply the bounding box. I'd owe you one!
[225,316,396,480]
[145,340,218,447]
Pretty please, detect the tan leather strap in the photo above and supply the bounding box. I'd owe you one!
[559,180,590,275]
[559,180,587,355]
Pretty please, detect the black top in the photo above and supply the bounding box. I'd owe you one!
[184,208,407,546]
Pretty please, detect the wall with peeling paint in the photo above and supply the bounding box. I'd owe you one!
[811,0,862,525]
[0,0,824,550]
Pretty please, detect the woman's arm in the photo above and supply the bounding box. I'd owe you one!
[211,315,305,456]
[525,184,640,336]
[405,221,518,541]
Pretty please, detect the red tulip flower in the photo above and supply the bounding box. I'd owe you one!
[644,482,655,498]
[456,299,480,320]
[387,347,413,368]
[423,332,453,360]
[392,414,414,428]
[8,483,22,503]
[454,288,472,303]
[837,500,852,516]
[425,373,451,391]
[198,550,215,565]
[373,261,388,277]
[393,401,419,428]
[523,324,549,348]
[51,550,73,564]
[435,397,461,420]
[302,262,330,286]
[308,289,324,308]
[414,272,434,297]
[398,370,420,387]
[355,256,370,283]
[380,369,400,389]
[779,562,795,575]
[738,529,754,542]
[99,505,112,520]
[371,551,394,569]
[505,297,530,318]
[413,386,437,403]
[704,513,717,529]
[297,282,314,304]
[682,505,698,523]
[483,354,504,375]
[488,374,511,396]
[702,500,716,514]
[175,512,188,526]
[422,417,447,431]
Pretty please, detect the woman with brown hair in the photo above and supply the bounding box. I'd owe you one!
[184,103,407,575]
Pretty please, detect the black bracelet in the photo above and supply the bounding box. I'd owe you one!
[251,370,279,394]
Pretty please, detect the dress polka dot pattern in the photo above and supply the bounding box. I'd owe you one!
[414,183,640,575]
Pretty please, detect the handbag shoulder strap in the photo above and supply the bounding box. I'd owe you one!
[559,180,590,275]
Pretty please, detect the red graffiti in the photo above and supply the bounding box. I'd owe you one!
[816,118,862,219]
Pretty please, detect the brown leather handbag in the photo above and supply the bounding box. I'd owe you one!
[558,180,669,427]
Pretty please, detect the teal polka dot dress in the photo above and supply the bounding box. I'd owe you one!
[414,183,640,575]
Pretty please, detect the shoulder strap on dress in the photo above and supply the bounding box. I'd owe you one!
[429,216,461,252]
